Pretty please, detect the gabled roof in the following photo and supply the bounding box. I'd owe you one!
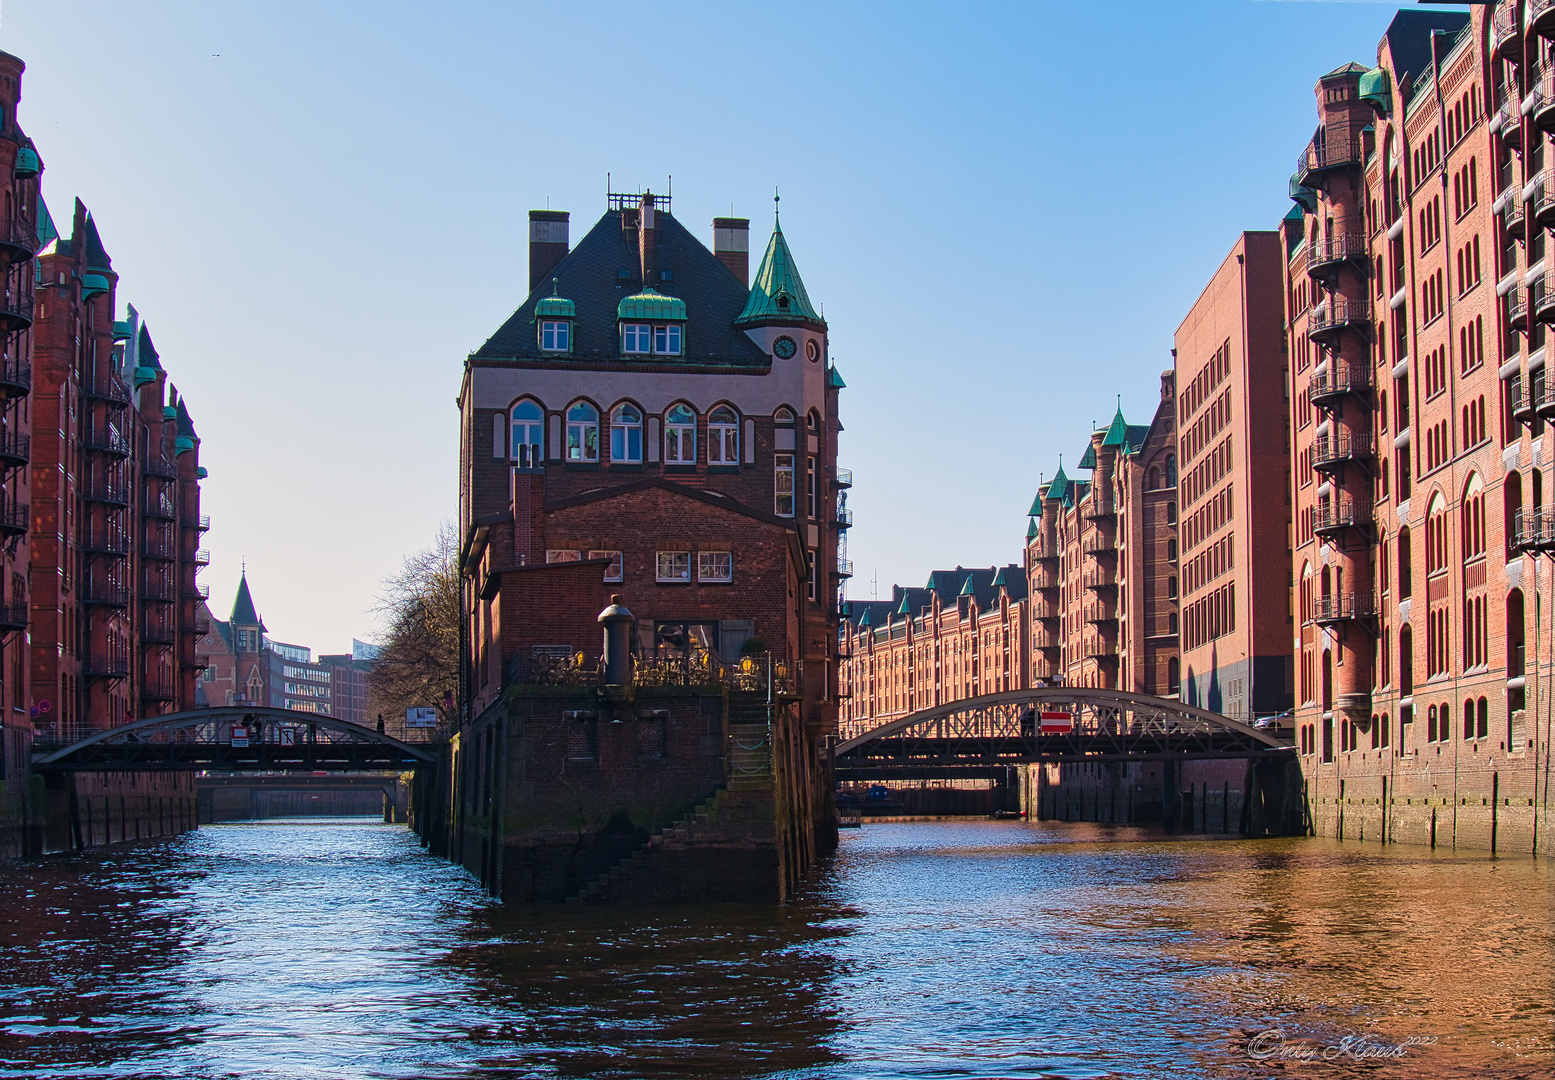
[545,477,798,531]
[473,209,768,367]
[1382,10,1470,96]
[1123,424,1150,455]
[735,216,825,330]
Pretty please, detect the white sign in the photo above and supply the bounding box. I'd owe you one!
[230,725,249,747]
[406,707,438,728]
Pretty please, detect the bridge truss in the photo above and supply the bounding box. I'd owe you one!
[834,687,1292,780]
[31,707,440,773]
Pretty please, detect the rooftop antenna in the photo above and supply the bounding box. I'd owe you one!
[774,186,781,224]
[668,174,672,203]
[871,571,878,601]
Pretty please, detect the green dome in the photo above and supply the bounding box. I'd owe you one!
[14,148,39,179]
[1358,67,1390,114]
[112,320,133,341]
[81,273,111,299]
[617,286,686,322]
[534,278,575,318]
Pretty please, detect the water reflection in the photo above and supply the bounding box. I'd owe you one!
[0,817,1547,1079]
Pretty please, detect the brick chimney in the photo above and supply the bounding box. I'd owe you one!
[638,193,658,283]
[528,210,569,293]
[713,217,749,284]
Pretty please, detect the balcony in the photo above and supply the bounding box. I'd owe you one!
[1537,278,1555,327]
[82,579,129,608]
[141,623,176,645]
[194,548,211,566]
[1495,1,1522,58]
[0,290,33,331]
[832,507,853,529]
[0,214,38,262]
[833,468,852,489]
[1312,593,1376,627]
[1306,233,1368,283]
[1312,500,1373,539]
[1504,188,1528,238]
[1032,596,1061,621]
[1509,287,1530,332]
[0,357,28,399]
[144,494,177,520]
[1497,95,1524,150]
[84,372,132,407]
[193,619,211,636]
[1534,174,1555,229]
[0,430,27,471]
[191,514,211,532]
[1312,432,1373,474]
[1084,598,1118,624]
[1033,566,1060,591]
[141,536,176,561]
[1307,362,1371,408]
[1082,638,1118,662]
[1534,0,1555,39]
[0,601,26,632]
[84,532,131,558]
[1033,628,1061,650]
[84,481,130,508]
[139,681,177,703]
[83,653,130,679]
[143,457,177,480]
[1514,382,1541,425]
[1308,296,1370,344]
[0,503,27,538]
[1083,567,1117,591]
[1537,380,1555,420]
[835,559,854,579]
[142,579,176,603]
[84,429,132,458]
[1081,535,1116,557]
[1295,129,1362,187]
[1514,508,1555,552]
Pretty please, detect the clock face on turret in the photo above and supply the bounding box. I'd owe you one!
[773,335,797,359]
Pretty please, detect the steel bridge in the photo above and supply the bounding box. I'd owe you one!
[30,707,440,773]
[833,687,1293,780]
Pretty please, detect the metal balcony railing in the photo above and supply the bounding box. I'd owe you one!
[84,532,132,556]
[0,503,27,537]
[84,481,130,507]
[1312,593,1376,625]
[141,579,177,603]
[84,372,132,407]
[1312,432,1373,471]
[0,214,38,258]
[1308,362,1371,406]
[1306,234,1367,277]
[194,548,211,566]
[0,430,27,470]
[83,653,130,679]
[141,623,176,644]
[1312,500,1373,536]
[144,495,177,520]
[186,582,211,600]
[0,357,29,399]
[833,507,853,528]
[142,457,177,479]
[1083,568,1117,590]
[139,681,177,702]
[84,429,132,457]
[1308,296,1371,341]
[1534,0,1555,38]
[833,468,852,489]
[82,579,129,608]
[0,291,33,329]
[1514,508,1555,552]
[1296,130,1362,185]
[0,601,26,631]
[836,559,854,579]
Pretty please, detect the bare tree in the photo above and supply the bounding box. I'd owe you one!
[366,521,460,735]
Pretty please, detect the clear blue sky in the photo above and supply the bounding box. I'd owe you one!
[1,0,1428,648]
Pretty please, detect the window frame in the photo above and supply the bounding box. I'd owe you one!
[622,323,652,354]
[589,549,624,582]
[774,453,795,517]
[511,400,544,468]
[707,405,739,465]
[565,401,600,462]
[665,404,696,465]
[697,550,732,583]
[655,550,691,583]
[539,320,570,353]
[609,403,643,464]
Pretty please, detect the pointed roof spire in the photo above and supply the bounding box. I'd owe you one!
[231,571,264,629]
[79,203,113,272]
[1101,397,1129,447]
[735,206,825,330]
[36,197,58,249]
[138,324,162,370]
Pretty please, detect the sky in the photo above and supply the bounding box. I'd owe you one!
[0,0,1427,649]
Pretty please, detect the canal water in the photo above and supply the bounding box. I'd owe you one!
[0,819,1548,1079]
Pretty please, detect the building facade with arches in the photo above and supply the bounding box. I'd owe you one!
[1287,5,1552,853]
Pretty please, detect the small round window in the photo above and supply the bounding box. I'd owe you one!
[805,339,821,363]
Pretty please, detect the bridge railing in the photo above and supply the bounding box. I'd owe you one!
[512,650,796,695]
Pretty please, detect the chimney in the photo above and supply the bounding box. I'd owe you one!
[713,217,749,285]
[598,595,635,685]
[638,193,657,283]
[528,210,569,293]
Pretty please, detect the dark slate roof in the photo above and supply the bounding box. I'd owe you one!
[894,586,935,616]
[175,395,196,438]
[139,325,162,370]
[474,209,769,367]
[36,197,58,248]
[1383,10,1470,94]
[842,599,896,629]
[1123,424,1150,455]
[231,573,262,627]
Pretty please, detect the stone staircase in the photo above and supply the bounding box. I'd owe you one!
[566,790,724,904]
[727,696,773,791]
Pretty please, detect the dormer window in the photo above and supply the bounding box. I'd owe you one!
[623,324,652,354]
[541,320,570,352]
[654,325,682,355]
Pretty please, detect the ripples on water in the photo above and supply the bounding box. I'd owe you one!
[0,818,1548,1079]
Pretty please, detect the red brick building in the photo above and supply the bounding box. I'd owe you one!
[1286,5,1551,852]
[1175,231,1294,723]
[837,567,1028,741]
[458,193,846,731]
[28,205,208,744]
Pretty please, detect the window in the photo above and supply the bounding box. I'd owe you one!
[697,551,732,582]
[656,550,690,582]
[540,320,570,352]
[546,549,582,563]
[708,406,738,464]
[775,453,795,516]
[807,456,818,518]
[665,404,696,464]
[610,404,643,463]
[654,324,682,355]
[565,402,599,462]
[622,323,651,354]
[511,400,543,468]
[589,549,623,582]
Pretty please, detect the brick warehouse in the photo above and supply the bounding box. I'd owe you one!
[0,49,210,855]
[452,192,847,901]
[1286,4,1551,853]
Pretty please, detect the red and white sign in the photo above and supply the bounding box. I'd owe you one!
[230,725,249,747]
[1039,711,1073,734]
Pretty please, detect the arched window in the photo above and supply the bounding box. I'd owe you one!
[1166,501,1177,524]
[1167,657,1180,694]
[1505,471,1523,557]
[665,404,696,464]
[565,401,599,462]
[1167,576,1177,598]
[1426,496,1448,574]
[774,406,795,425]
[1428,703,1439,743]
[1168,612,1178,634]
[1167,538,1177,561]
[1397,526,1412,598]
[511,400,544,468]
[708,405,739,464]
[1461,474,1485,559]
[610,403,642,464]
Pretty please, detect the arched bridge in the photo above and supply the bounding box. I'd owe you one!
[834,688,1293,780]
[31,707,440,773]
